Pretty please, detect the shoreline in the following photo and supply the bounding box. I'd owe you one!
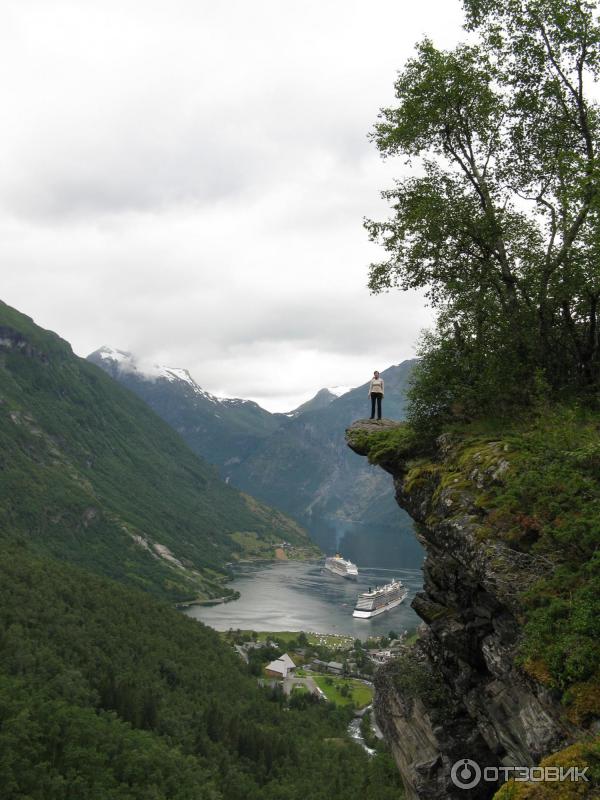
[176,591,241,609]
[176,555,324,610]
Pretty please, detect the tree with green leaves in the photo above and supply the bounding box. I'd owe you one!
[366,0,600,425]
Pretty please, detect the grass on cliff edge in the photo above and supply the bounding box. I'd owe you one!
[350,405,600,724]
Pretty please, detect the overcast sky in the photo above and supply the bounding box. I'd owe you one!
[2,0,465,411]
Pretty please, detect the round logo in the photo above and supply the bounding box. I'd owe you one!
[450,759,482,790]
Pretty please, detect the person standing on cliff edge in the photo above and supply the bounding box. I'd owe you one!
[368,370,384,420]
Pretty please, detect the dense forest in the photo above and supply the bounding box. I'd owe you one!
[0,544,403,799]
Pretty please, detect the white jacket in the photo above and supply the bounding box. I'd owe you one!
[368,378,384,396]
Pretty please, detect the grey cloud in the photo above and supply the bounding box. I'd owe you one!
[1,0,462,410]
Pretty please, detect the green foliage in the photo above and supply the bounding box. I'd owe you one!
[0,675,217,800]
[406,329,532,434]
[491,734,600,799]
[367,1,600,425]
[347,423,423,467]
[363,750,405,800]
[483,407,600,558]
[398,404,600,707]
[520,555,600,699]
[0,300,314,602]
[403,629,420,647]
[0,545,398,799]
[312,676,374,709]
[481,406,600,700]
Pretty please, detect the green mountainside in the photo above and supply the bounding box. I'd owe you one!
[0,545,403,800]
[226,362,423,563]
[0,301,316,603]
[228,362,415,522]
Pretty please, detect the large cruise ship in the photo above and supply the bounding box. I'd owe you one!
[353,579,407,618]
[324,554,358,580]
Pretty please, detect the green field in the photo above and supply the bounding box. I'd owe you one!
[225,630,354,649]
[307,632,355,649]
[313,675,373,709]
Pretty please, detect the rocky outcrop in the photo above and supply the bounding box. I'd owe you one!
[0,326,50,362]
[346,420,579,800]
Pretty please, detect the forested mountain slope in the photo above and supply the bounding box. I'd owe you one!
[227,362,424,562]
[0,301,400,798]
[0,544,402,799]
[0,301,315,603]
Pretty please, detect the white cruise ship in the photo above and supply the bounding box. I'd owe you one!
[324,554,358,580]
[353,579,407,618]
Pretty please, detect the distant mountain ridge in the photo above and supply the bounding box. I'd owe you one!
[286,387,341,417]
[0,302,316,603]
[88,347,424,567]
[226,363,420,544]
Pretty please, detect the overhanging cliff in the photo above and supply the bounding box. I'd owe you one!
[346,417,599,799]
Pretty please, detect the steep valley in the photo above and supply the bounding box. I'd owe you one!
[0,301,317,604]
[88,347,424,565]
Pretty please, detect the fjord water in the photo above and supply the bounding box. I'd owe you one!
[184,560,423,639]
[309,514,424,571]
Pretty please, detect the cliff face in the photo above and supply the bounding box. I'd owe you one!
[346,419,583,800]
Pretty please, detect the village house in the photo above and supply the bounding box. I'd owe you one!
[264,653,296,679]
[368,649,393,665]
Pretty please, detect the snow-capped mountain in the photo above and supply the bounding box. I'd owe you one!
[327,386,352,398]
[91,346,220,399]
[87,346,279,465]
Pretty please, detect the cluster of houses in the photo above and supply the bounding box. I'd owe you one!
[368,648,395,665]
[308,658,344,675]
[238,646,365,681]
[262,654,350,678]
[232,630,411,678]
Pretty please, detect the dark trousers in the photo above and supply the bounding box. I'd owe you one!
[370,393,382,420]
